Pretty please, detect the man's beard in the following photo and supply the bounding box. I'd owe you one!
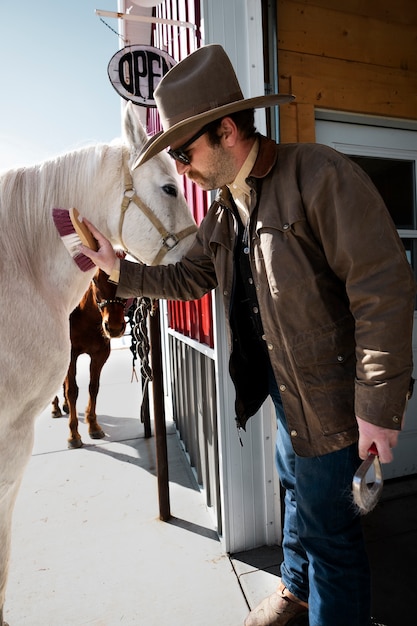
[187,144,236,191]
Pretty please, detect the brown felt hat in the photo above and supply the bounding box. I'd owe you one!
[133,44,295,167]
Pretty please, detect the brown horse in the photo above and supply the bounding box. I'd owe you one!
[52,267,128,448]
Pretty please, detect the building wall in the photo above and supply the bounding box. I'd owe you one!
[277,0,417,141]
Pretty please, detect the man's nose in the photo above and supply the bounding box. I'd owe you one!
[176,161,189,175]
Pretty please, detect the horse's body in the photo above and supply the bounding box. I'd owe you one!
[0,103,196,624]
[52,268,129,449]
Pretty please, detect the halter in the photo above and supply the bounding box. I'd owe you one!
[96,298,126,311]
[119,159,197,264]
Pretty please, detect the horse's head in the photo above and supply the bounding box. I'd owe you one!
[111,103,198,266]
[92,267,127,339]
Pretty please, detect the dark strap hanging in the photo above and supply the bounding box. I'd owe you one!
[127,297,154,430]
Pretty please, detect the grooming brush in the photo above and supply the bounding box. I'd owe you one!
[52,207,97,272]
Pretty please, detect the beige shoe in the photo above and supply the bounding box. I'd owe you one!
[244,582,308,626]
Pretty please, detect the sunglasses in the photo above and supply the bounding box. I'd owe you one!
[167,124,211,165]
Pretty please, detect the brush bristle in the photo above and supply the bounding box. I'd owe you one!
[52,208,95,272]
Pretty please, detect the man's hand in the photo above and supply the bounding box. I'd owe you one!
[356,416,400,463]
[79,219,118,276]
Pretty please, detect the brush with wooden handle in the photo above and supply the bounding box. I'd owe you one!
[52,207,97,272]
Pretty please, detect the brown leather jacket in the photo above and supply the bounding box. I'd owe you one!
[118,136,415,456]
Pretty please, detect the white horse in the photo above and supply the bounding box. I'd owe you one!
[0,102,197,625]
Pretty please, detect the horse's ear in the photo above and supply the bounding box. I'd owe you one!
[123,101,148,152]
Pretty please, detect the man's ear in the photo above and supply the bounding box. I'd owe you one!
[220,116,238,146]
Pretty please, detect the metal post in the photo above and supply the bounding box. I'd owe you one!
[149,302,171,521]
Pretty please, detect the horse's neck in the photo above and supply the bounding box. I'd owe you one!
[76,284,102,319]
[48,145,123,228]
[95,271,118,300]
[2,145,124,314]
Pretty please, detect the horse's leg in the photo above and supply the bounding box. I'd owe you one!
[0,421,34,626]
[65,353,82,449]
[62,381,69,414]
[0,484,20,626]
[85,346,110,440]
[0,606,9,626]
[51,395,63,418]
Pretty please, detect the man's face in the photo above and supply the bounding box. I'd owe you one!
[169,130,237,191]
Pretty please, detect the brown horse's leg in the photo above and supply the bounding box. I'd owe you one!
[65,353,83,449]
[85,346,110,440]
[62,380,69,414]
[51,395,62,418]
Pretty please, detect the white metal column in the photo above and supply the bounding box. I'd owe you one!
[202,0,282,553]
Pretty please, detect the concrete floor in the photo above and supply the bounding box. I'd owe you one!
[4,342,417,625]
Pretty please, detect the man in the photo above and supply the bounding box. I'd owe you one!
[82,45,415,626]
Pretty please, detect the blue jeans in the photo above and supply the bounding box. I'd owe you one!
[268,367,371,626]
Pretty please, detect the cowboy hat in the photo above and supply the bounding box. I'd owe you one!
[133,44,294,167]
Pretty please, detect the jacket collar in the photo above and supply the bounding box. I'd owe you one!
[249,134,279,179]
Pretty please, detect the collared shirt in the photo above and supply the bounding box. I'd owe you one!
[227,138,259,225]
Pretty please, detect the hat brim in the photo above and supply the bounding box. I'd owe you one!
[133,93,295,168]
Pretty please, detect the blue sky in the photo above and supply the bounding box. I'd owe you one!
[0,0,124,170]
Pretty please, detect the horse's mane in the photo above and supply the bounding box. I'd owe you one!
[0,142,124,287]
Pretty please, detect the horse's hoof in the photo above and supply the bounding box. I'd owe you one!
[89,429,105,440]
[51,409,63,418]
[67,438,83,449]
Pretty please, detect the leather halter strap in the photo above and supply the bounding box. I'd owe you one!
[119,161,197,265]
[96,297,126,310]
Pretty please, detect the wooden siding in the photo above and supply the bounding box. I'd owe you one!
[277,0,417,142]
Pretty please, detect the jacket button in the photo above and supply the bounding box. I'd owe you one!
[393,415,400,424]
[267,343,274,351]
[223,290,228,296]
[337,355,344,362]
[279,384,287,392]
[290,429,298,437]
[283,223,290,230]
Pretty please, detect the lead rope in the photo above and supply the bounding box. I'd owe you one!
[127,297,155,424]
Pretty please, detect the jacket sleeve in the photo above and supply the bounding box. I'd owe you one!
[302,147,416,429]
[116,229,218,301]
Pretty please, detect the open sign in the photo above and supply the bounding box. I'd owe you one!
[108,45,176,107]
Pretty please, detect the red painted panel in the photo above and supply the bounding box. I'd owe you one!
[148,1,213,349]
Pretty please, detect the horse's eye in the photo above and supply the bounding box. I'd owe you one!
[162,184,178,197]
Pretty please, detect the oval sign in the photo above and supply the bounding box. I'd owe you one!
[107,45,176,107]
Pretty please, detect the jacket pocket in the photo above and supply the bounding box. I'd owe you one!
[292,319,356,436]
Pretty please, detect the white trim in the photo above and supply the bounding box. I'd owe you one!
[95,8,197,30]
[167,327,215,360]
[201,0,282,553]
[316,108,417,132]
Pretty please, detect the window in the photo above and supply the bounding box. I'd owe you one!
[349,155,417,289]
